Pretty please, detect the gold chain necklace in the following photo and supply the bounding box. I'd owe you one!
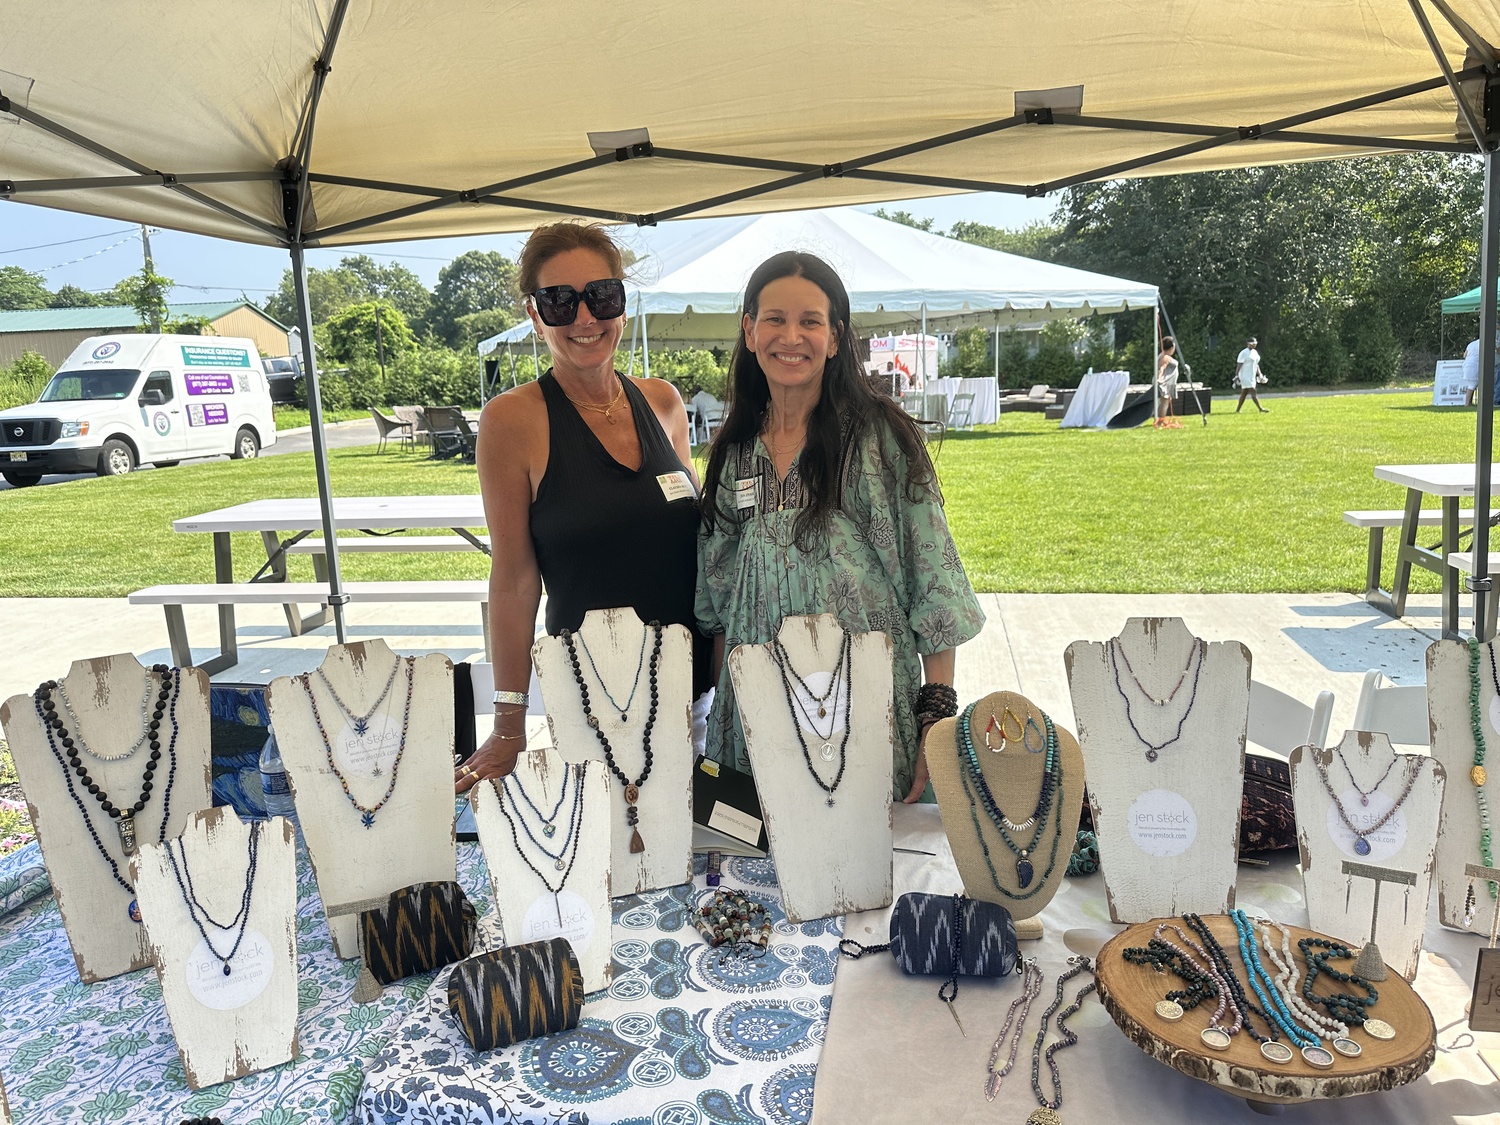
[562,378,625,424]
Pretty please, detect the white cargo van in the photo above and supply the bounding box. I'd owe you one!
[0,334,277,486]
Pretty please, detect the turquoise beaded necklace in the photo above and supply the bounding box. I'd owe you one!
[1231,911,1321,1050]
[955,702,1065,898]
[1466,637,1497,899]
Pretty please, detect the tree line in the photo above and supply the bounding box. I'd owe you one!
[887,152,1483,389]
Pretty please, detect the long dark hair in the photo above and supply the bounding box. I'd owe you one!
[701,251,934,541]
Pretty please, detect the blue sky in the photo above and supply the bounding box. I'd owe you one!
[0,193,1055,306]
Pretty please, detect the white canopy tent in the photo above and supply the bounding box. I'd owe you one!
[1,1,1495,638]
[477,207,1159,397]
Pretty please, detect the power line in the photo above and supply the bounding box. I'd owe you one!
[0,226,138,256]
[36,232,143,273]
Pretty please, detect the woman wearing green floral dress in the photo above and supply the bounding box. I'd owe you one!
[696,251,985,802]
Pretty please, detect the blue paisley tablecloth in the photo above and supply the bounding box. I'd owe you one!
[0,831,498,1125]
[358,855,842,1125]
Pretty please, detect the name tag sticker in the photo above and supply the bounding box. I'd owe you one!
[734,478,758,510]
[657,471,696,503]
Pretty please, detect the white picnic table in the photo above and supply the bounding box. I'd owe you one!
[1371,463,1499,638]
[172,496,489,668]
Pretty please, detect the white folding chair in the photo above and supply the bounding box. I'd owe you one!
[1351,670,1429,748]
[1247,679,1335,758]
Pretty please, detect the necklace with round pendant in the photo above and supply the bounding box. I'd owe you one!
[1259,1040,1293,1064]
[1154,999,1184,1022]
[1332,1036,1362,1057]
[1199,1026,1231,1051]
[1301,1044,1335,1069]
[1363,1018,1396,1040]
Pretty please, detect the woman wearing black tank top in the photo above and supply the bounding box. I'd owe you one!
[458,224,702,794]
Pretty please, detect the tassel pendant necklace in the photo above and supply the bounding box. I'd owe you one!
[563,622,662,853]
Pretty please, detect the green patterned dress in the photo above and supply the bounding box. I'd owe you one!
[695,418,986,799]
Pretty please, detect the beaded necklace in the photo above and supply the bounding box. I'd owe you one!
[35,665,178,858]
[956,702,1063,892]
[1468,637,1497,899]
[33,669,181,921]
[1231,910,1335,1069]
[562,622,662,853]
[1028,956,1095,1125]
[500,765,582,870]
[495,764,587,926]
[770,631,853,805]
[1258,919,1362,1058]
[1311,747,1421,857]
[298,656,415,828]
[1297,936,1381,1030]
[1107,637,1205,762]
[985,957,1043,1100]
[167,820,260,977]
[313,655,401,737]
[1180,912,1287,1060]
[508,759,572,839]
[52,667,155,762]
[576,627,648,723]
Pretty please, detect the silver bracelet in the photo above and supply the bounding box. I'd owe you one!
[492,690,528,706]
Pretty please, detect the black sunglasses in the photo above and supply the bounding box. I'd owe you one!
[529,278,627,327]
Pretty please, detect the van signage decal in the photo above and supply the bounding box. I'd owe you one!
[187,403,229,427]
[184,372,236,396]
[91,342,122,361]
[181,345,251,368]
[153,412,172,436]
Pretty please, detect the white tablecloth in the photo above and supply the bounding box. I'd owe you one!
[926,378,999,425]
[1060,370,1131,428]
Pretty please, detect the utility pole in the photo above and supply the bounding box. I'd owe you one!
[139,223,162,331]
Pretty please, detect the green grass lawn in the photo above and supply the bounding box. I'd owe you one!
[0,392,1481,597]
[271,406,368,430]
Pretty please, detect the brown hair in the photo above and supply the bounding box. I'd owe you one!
[516,222,626,296]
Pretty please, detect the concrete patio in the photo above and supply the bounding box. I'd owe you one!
[0,590,1453,739]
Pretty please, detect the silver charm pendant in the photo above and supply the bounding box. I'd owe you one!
[118,815,137,856]
[1259,1041,1293,1064]
[1154,999,1184,1022]
[1363,1018,1396,1040]
[819,742,835,762]
[1332,1036,1362,1057]
[1301,1045,1335,1069]
[1200,1027,1231,1051]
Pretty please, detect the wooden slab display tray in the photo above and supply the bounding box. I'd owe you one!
[1096,915,1435,1105]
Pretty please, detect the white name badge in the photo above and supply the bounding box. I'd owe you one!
[521,889,595,953]
[185,926,275,1011]
[657,471,696,502]
[734,478,758,511]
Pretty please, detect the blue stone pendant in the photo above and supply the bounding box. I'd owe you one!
[1353,836,1372,856]
[361,811,375,828]
[543,823,557,838]
[354,718,369,736]
[1017,857,1035,888]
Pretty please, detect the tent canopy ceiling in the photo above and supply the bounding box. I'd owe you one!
[479,208,1159,354]
[1444,281,1500,313]
[2,2,1495,249]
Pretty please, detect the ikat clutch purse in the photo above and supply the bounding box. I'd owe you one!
[359,880,478,985]
[841,892,1018,978]
[447,937,585,1052]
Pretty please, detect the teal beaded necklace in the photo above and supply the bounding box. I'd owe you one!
[1465,637,1497,899]
[955,702,1065,898]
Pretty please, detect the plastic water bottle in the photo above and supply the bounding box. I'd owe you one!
[258,731,304,848]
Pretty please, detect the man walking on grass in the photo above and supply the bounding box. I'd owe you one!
[1235,337,1268,413]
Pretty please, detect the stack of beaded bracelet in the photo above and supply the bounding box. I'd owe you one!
[1231,910,1335,1069]
[1298,936,1383,1036]
[1181,913,1288,1061]
[694,889,772,956]
[915,683,959,729]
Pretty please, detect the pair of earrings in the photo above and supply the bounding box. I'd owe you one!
[1345,876,1411,924]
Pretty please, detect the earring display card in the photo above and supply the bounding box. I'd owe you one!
[265,641,458,960]
[1290,732,1445,982]
[1064,618,1249,923]
[129,807,299,1089]
[0,655,214,983]
[1424,639,1500,930]
[471,750,613,992]
[533,608,695,896]
[727,613,893,923]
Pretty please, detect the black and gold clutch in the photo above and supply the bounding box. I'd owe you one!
[359,880,478,986]
[447,938,585,1052]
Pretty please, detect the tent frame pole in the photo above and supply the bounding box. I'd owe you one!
[1471,150,1499,639]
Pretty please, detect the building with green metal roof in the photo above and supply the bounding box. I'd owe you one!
[0,301,290,367]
